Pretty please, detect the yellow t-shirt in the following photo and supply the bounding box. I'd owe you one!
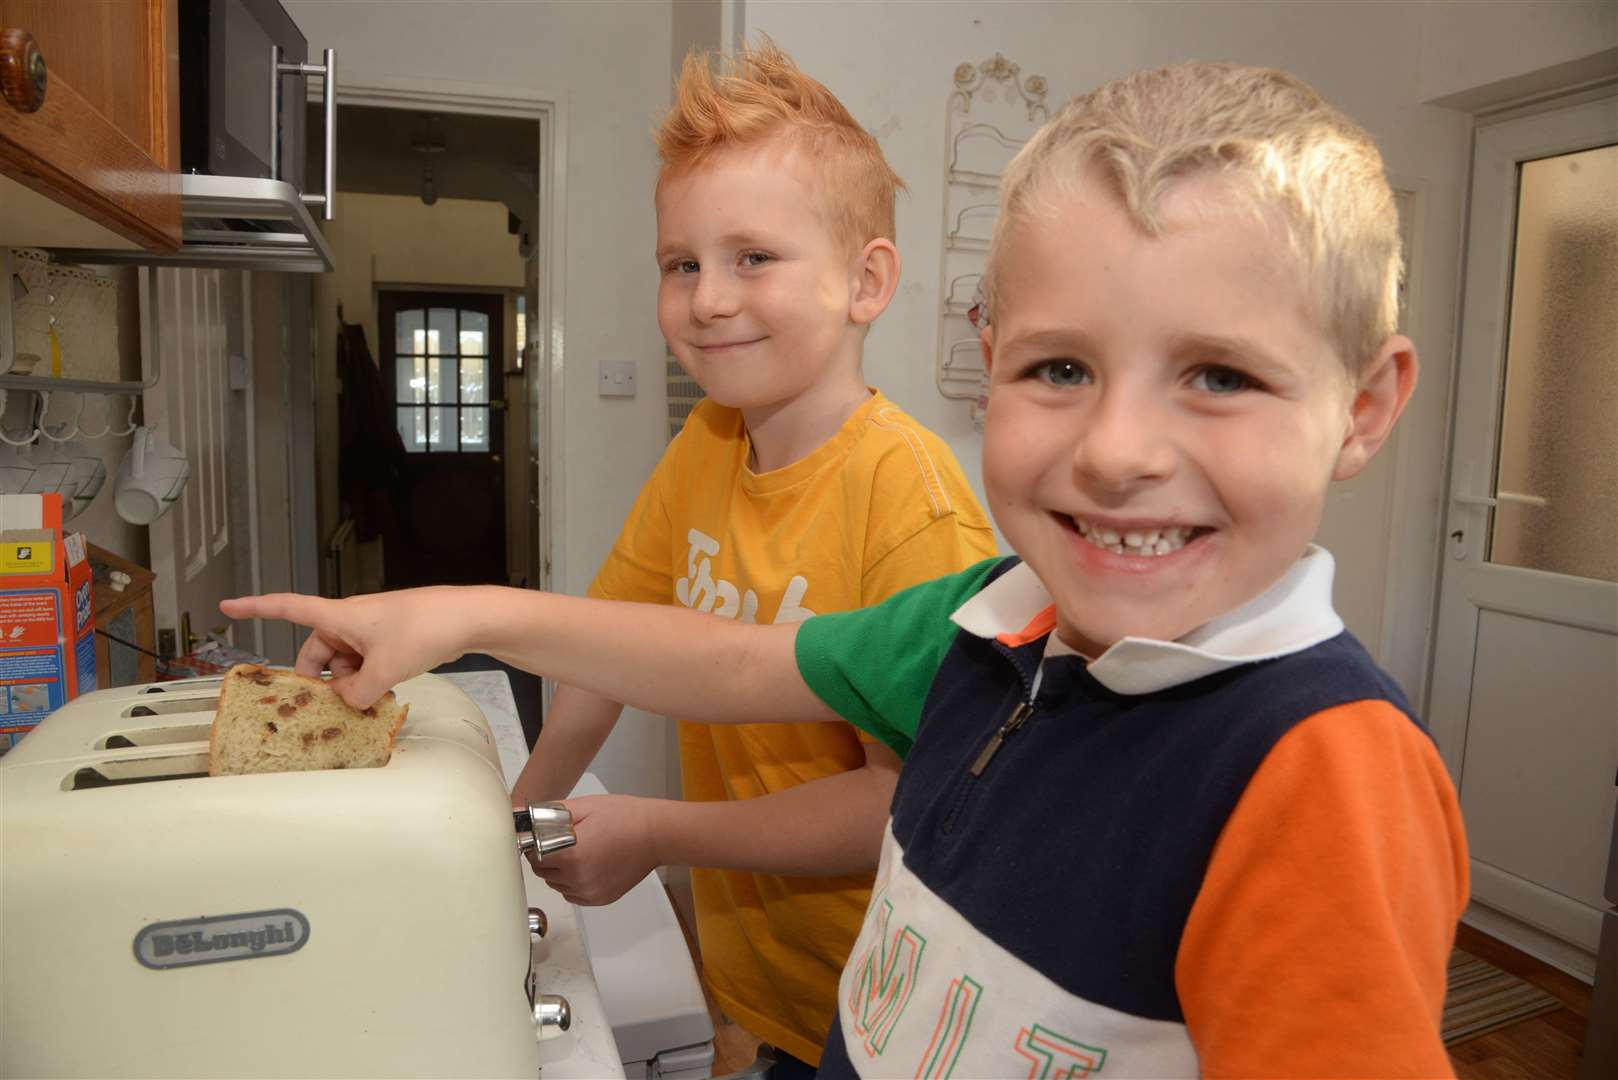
[589,390,996,1064]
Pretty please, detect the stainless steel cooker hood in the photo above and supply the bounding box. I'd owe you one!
[70,173,333,273]
[66,47,337,274]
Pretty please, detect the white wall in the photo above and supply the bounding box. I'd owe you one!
[1417,0,1617,107]
[284,0,675,798]
[742,0,1614,703]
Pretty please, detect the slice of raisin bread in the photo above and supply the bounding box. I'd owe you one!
[208,664,408,776]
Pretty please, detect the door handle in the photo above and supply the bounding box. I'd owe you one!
[270,46,338,222]
[1454,491,1549,509]
[1448,463,1551,561]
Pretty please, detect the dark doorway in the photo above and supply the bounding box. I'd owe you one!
[378,289,507,587]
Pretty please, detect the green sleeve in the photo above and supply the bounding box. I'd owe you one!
[794,557,1006,758]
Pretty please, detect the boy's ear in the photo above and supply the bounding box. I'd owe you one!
[1333,334,1418,481]
[849,238,901,327]
[980,325,995,377]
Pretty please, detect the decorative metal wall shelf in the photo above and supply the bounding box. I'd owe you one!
[1,249,157,442]
[935,55,1049,425]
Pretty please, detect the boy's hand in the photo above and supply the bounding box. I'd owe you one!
[218,588,470,710]
[527,794,661,906]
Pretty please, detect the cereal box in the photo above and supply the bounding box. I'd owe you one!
[0,493,97,753]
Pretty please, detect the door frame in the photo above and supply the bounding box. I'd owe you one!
[1427,96,1618,777]
[1428,94,1618,977]
[324,74,566,598]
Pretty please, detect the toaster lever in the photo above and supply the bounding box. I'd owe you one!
[515,801,577,861]
[533,993,571,1038]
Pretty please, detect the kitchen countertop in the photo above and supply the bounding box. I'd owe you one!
[440,670,627,1080]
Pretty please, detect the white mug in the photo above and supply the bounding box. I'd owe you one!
[114,426,191,526]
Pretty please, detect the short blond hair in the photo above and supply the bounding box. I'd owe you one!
[656,37,904,252]
[985,62,1401,372]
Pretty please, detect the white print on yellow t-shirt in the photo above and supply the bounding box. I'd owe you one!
[675,528,816,625]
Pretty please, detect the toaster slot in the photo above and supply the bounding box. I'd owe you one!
[98,721,214,750]
[140,676,228,693]
[121,698,218,718]
[65,752,210,789]
[94,700,218,750]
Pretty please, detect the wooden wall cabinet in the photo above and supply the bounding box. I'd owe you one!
[0,0,180,252]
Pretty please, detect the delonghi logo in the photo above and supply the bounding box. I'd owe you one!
[134,909,309,970]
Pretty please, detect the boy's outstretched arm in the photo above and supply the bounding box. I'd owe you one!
[218,586,837,725]
[532,740,900,905]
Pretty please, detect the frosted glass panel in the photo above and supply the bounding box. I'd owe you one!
[1488,144,1618,584]
[460,357,487,404]
[460,311,488,356]
[428,406,456,450]
[396,356,426,404]
[461,407,489,450]
[394,309,423,357]
[426,356,450,405]
[428,308,455,355]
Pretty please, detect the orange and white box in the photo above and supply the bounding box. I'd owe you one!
[0,493,97,753]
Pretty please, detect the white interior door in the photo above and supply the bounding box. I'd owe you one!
[1428,98,1618,979]
[143,268,254,660]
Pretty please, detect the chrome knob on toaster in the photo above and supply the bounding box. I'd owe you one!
[532,993,571,1038]
[514,801,577,862]
[527,907,549,939]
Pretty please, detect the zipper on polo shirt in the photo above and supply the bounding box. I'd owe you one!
[969,700,1035,777]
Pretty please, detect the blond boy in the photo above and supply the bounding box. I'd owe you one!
[229,60,1467,1077]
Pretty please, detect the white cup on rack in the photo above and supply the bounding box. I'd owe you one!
[114,426,190,526]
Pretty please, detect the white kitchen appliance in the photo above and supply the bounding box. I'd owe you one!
[0,672,574,1079]
[570,774,716,1080]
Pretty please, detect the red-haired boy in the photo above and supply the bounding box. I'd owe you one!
[511,40,995,1073]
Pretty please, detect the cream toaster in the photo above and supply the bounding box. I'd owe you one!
[0,672,576,1079]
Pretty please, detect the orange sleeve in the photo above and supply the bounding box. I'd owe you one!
[1175,700,1470,1078]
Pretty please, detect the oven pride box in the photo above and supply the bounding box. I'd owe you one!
[0,493,97,753]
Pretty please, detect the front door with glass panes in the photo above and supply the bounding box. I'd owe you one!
[1428,99,1617,979]
[378,290,507,587]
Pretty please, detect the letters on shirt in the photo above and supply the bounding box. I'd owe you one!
[675,528,816,625]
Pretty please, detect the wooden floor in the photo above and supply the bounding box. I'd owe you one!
[675,895,1595,1078]
[1449,923,1593,1080]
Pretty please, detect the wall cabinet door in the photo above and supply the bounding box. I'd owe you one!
[0,0,180,250]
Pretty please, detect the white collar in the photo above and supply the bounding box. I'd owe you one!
[949,546,1345,696]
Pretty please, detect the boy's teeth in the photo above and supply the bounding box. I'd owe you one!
[1072,518,1193,557]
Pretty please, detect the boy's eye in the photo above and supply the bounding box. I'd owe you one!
[1191,365,1255,394]
[740,251,772,268]
[1035,360,1089,387]
[664,258,699,275]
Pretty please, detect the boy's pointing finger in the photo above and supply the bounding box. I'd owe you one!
[220,593,328,626]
